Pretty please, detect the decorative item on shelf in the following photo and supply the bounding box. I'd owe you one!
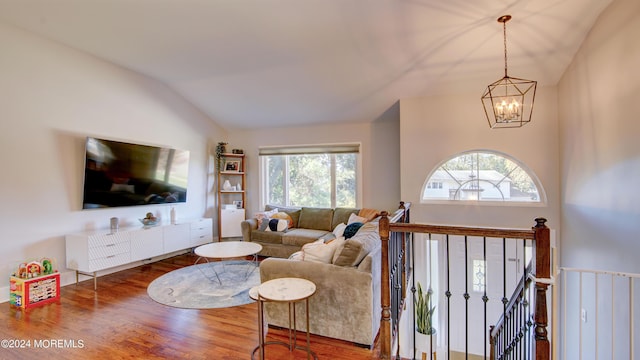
[481,15,537,129]
[215,142,228,171]
[110,217,119,233]
[236,182,242,191]
[140,212,159,226]
[224,160,241,172]
[222,179,232,191]
[233,200,243,209]
[231,148,244,154]
[415,282,437,359]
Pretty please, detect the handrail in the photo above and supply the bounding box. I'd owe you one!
[390,222,536,240]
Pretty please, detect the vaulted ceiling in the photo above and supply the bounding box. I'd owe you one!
[0,0,612,130]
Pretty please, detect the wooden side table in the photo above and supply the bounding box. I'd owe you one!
[252,278,318,360]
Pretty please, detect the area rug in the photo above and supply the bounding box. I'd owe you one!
[147,260,260,309]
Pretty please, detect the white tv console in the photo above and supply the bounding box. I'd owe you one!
[65,218,213,290]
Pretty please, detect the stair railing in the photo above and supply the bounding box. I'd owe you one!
[379,206,550,360]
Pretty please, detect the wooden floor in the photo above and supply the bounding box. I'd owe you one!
[1,253,381,360]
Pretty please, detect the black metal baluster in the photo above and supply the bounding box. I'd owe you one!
[428,233,434,360]
[464,236,470,360]
[411,232,416,360]
[502,237,508,358]
[483,236,489,360]
[446,234,451,359]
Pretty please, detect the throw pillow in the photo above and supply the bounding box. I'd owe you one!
[254,208,278,227]
[333,223,347,238]
[302,237,345,263]
[348,213,367,224]
[343,222,364,239]
[358,208,380,222]
[258,218,288,232]
[333,222,379,267]
[289,251,303,261]
[272,212,294,228]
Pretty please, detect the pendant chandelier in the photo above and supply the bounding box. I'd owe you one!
[481,15,537,129]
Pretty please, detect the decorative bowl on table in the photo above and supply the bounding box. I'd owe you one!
[139,218,159,226]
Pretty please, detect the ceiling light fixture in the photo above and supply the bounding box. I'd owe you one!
[481,15,537,129]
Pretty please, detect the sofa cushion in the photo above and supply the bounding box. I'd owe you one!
[333,222,380,267]
[259,218,288,232]
[358,208,380,222]
[347,213,367,224]
[343,222,364,239]
[266,205,301,228]
[332,207,360,229]
[272,212,294,228]
[282,228,330,247]
[333,223,347,238]
[298,207,334,231]
[250,229,286,244]
[302,237,345,263]
[254,208,279,227]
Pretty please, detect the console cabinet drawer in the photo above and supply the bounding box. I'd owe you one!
[88,241,130,260]
[190,218,213,247]
[86,232,130,248]
[88,252,130,271]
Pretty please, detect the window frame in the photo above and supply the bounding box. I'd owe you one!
[420,149,546,206]
[258,143,362,209]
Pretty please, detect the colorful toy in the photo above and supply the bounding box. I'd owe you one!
[9,257,60,309]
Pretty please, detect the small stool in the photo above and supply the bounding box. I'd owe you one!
[251,278,318,360]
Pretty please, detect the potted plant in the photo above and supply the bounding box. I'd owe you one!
[415,282,436,359]
[215,142,227,171]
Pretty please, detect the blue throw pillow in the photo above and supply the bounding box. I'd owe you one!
[343,222,364,239]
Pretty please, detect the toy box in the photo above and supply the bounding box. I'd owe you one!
[9,272,60,309]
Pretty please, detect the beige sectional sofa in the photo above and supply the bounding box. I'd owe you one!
[259,220,382,348]
[240,205,361,258]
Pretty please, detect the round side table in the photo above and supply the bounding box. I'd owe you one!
[252,278,318,360]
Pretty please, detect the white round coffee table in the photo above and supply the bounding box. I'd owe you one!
[194,241,262,285]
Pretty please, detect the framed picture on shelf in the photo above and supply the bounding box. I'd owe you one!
[224,160,241,172]
[233,200,243,209]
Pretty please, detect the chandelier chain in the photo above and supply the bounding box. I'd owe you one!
[503,19,508,77]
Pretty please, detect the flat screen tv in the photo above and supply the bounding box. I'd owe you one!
[82,137,189,209]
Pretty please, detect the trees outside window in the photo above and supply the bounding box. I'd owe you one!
[261,145,358,208]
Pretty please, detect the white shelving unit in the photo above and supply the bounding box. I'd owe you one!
[217,152,246,239]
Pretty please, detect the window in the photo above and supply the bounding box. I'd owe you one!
[472,259,487,293]
[427,181,443,189]
[422,150,544,203]
[259,144,359,208]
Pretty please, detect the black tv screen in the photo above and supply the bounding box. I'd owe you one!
[82,137,189,209]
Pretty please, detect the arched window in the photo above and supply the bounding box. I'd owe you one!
[421,150,544,204]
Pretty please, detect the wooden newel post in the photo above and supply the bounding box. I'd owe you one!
[533,218,550,360]
[379,211,391,360]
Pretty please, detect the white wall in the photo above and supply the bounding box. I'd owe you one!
[0,22,224,299]
[557,2,640,354]
[399,87,560,230]
[558,0,640,274]
[227,102,401,215]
